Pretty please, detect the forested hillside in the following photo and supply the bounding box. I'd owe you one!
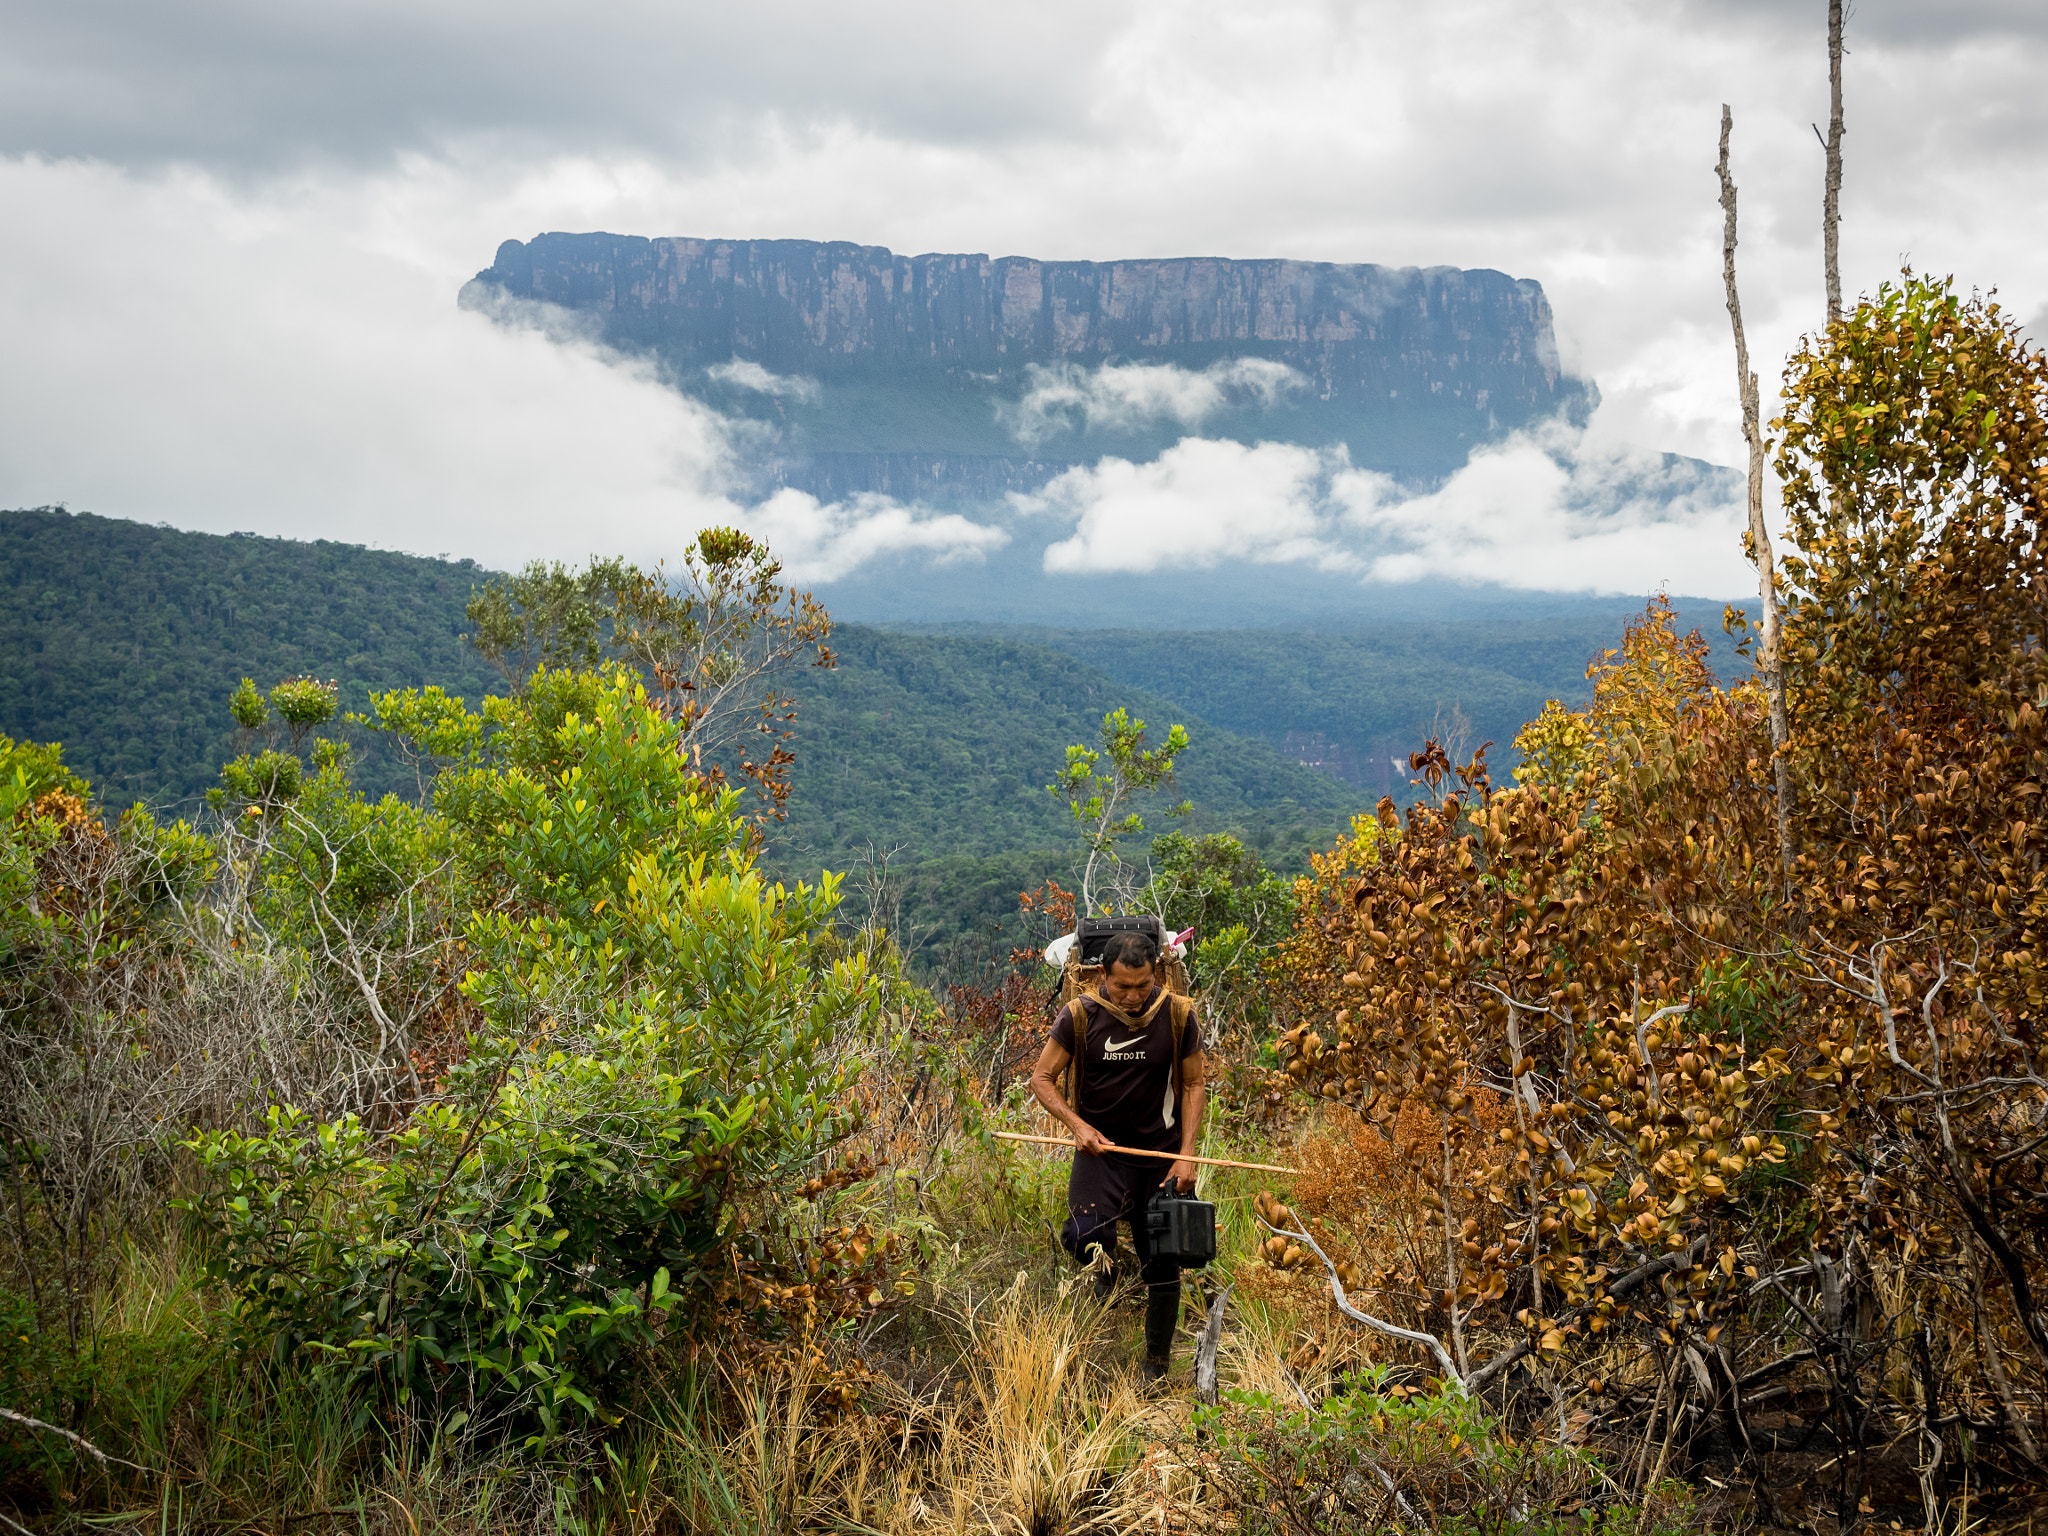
[9,507,1734,964]
[765,626,1354,867]
[913,623,1608,796]
[0,508,499,805]
[6,505,1741,963]
[899,613,1748,797]
[762,626,1361,964]
[1,507,1352,827]
[3,507,1629,849]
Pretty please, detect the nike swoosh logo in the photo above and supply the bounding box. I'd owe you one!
[1104,1035,1147,1052]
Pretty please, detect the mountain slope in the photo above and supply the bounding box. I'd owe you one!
[8,508,1736,968]
[0,507,499,807]
[0,511,1359,874]
[762,626,1359,877]
[895,606,1750,795]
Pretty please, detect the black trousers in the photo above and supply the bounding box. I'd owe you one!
[1060,1150,1182,1294]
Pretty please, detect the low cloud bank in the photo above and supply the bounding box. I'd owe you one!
[1340,424,1747,592]
[0,156,1004,585]
[1001,358,1303,445]
[1024,438,1341,572]
[745,488,1007,583]
[706,359,822,403]
[1018,422,1751,595]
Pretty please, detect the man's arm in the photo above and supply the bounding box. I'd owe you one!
[1168,1049,1207,1192]
[1028,1039,1115,1155]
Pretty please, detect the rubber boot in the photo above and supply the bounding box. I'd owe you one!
[1142,1281,1180,1381]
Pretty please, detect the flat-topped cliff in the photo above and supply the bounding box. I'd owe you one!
[464,233,1595,496]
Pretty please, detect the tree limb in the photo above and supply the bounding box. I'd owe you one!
[1717,103,1797,882]
[1258,1217,1467,1391]
[1824,0,1846,324]
[0,1408,156,1477]
[1468,1235,1712,1395]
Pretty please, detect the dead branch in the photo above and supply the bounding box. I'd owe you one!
[1194,1282,1233,1405]
[1823,0,1845,324]
[0,1407,156,1477]
[1717,102,1797,882]
[1258,1216,1467,1391]
[1468,1235,1713,1395]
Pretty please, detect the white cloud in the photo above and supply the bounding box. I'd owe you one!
[1002,358,1304,445]
[706,358,821,403]
[745,489,1009,584]
[1335,424,1750,593]
[0,154,994,584]
[455,280,610,348]
[1019,424,1751,595]
[1023,438,1343,573]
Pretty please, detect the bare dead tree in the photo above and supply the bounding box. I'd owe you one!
[1820,0,1846,324]
[1717,105,1797,882]
[0,820,370,1354]
[845,839,920,969]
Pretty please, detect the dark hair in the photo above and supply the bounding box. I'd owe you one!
[1100,930,1160,973]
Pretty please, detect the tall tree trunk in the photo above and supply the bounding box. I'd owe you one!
[1823,0,1845,324]
[1717,106,1797,882]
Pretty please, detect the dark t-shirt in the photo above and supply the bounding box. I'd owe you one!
[1050,989,1204,1154]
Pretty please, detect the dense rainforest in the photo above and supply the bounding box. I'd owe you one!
[1,508,1628,829]
[904,617,1748,803]
[1,506,1653,960]
[0,510,504,805]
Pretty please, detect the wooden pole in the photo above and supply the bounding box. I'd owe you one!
[1718,104,1798,886]
[1823,0,1845,325]
[989,1130,1300,1176]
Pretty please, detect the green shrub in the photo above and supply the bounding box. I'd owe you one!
[185,668,878,1443]
[1196,1373,1696,1536]
[187,1061,719,1442]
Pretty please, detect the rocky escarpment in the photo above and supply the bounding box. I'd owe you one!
[464,234,1595,496]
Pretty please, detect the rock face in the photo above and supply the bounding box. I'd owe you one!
[465,233,1595,497]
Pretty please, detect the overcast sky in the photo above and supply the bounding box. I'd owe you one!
[2,0,2043,595]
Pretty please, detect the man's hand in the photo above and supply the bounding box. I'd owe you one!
[1168,1158,1197,1193]
[1074,1122,1116,1156]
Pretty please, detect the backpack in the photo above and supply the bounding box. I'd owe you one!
[1074,914,1165,967]
[1055,918,1192,1010]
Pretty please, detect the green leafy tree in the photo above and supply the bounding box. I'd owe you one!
[1048,707,1189,916]
[1140,830,1293,1009]
[462,556,637,682]
[268,676,339,751]
[189,667,877,1438]
[210,677,352,953]
[211,676,339,816]
[464,530,835,822]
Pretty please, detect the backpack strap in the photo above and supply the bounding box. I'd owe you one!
[1167,994,1194,1131]
[1065,988,1185,1118]
[1062,994,1090,1109]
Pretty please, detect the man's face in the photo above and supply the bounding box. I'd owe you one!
[1102,959,1156,1011]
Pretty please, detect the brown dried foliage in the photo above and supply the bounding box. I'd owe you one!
[1267,278,2048,1519]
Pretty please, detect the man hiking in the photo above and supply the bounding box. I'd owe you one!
[1028,927,1206,1383]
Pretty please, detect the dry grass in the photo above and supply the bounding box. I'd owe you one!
[572,1274,1156,1536]
[958,1274,1150,1535]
